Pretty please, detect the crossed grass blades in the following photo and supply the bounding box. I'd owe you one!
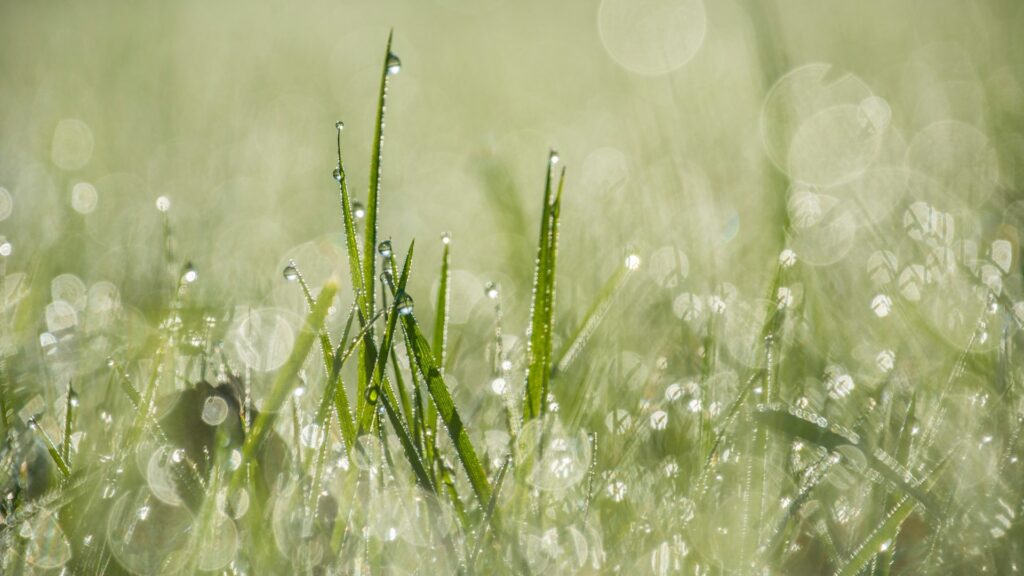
[1,32,1021,575]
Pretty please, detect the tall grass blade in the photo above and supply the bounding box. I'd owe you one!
[400,311,493,508]
[556,260,633,373]
[523,157,564,421]
[233,279,337,488]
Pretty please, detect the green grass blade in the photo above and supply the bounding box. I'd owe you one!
[361,30,394,331]
[62,384,75,465]
[358,241,414,434]
[432,239,451,369]
[555,259,633,374]
[400,311,493,508]
[233,279,337,489]
[29,417,70,478]
[523,156,564,421]
[834,453,949,576]
[290,261,336,378]
[469,453,512,569]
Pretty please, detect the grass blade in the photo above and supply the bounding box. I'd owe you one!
[233,279,337,489]
[523,155,564,421]
[555,258,634,373]
[834,452,949,576]
[28,417,70,478]
[400,310,493,508]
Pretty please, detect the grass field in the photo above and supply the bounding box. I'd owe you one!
[1,1,1023,574]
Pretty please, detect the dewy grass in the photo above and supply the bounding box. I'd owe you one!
[2,27,1024,576]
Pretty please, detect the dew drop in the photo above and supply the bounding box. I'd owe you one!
[0,239,11,257]
[335,120,345,132]
[779,249,797,268]
[396,293,414,316]
[491,377,507,395]
[282,262,299,282]
[365,385,380,404]
[625,253,642,270]
[871,294,892,318]
[171,449,184,464]
[386,52,402,75]
[377,240,393,259]
[484,282,499,299]
[549,150,560,165]
[155,196,171,212]
[650,410,669,431]
[352,201,365,220]
[201,396,229,426]
[441,232,451,245]
[332,167,342,182]
[181,262,198,284]
[68,389,79,407]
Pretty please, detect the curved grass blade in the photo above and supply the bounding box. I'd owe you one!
[555,258,634,374]
[232,279,337,490]
[469,453,512,569]
[28,417,70,478]
[400,311,493,508]
[523,157,564,421]
[834,453,950,576]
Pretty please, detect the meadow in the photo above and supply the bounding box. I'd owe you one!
[1,0,1023,574]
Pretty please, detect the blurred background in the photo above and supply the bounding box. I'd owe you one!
[3,0,1022,317]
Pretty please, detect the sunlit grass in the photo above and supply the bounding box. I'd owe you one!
[2,11,1024,575]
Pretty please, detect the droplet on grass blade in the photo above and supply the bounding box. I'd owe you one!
[155,196,171,212]
[282,262,299,282]
[396,292,414,315]
[181,262,198,284]
[377,240,393,259]
[386,52,402,75]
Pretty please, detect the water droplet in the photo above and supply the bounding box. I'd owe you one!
[155,196,171,212]
[549,150,560,165]
[377,240,393,259]
[386,52,402,75]
[491,377,507,395]
[137,505,150,521]
[352,201,365,220]
[650,410,669,430]
[0,239,12,257]
[181,263,198,284]
[441,232,451,245]
[201,396,229,426]
[27,417,38,430]
[68,389,79,407]
[607,480,627,502]
[335,121,345,132]
[332,167,342,182]
[484,282,499,299]
[71,182,98,214]
[776,286,794,309]
[365,385,380,404]
[282,262,299,282]
[876,349,895,373]
[871,294,892,318]
[779,249,797,267]
[625,254,642,270]
[171,449,184,463]
[396,292,414,316]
